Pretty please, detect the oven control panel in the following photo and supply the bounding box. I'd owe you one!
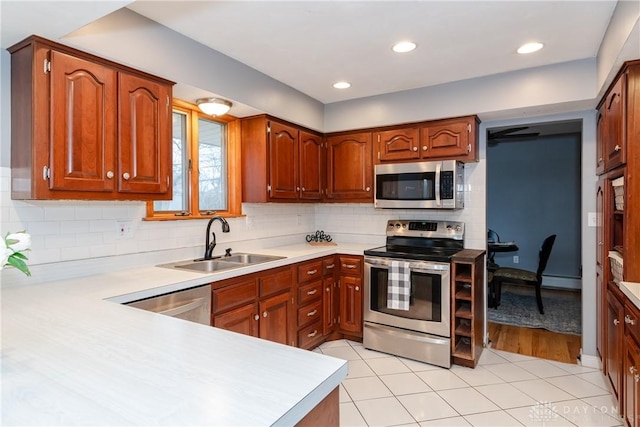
[385,219,464,240]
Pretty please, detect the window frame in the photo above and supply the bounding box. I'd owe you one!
[145,99,242,220]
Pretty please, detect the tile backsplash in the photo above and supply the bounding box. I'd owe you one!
[1,162,486,285]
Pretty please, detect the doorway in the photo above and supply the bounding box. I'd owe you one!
[486,120,583,364]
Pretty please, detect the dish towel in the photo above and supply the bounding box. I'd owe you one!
[387,260,411,311]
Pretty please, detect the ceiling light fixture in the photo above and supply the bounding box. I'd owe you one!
[392,41,417,53]
[517,42,544,54]
[196,98,233,116]
[333,81,351,89]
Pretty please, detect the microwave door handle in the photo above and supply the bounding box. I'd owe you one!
[435,162,441,207]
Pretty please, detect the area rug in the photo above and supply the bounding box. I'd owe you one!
[488,286,582,335]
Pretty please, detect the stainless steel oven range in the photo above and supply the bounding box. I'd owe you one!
[363,219,464,368]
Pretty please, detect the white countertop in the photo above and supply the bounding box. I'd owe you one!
[1,243,369,426]
[621,281,640,310]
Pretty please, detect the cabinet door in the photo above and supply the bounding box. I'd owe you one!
[375,128,420,162]
[118,72,172,195]
[299,131,323,201]
[323,276,336,335]
[421,119,472,159]
[325,132,373,201]
[260,292,291,345]
[268,121,299,200]
[596,104,606,174]
[49,50,117,192]
[214,303,259,338]
[625,334,640,427]
[607,288,624,399]
[339,275,362,335]
[604,75,626,171]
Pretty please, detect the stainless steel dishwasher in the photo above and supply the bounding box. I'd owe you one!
[127,285,211,325]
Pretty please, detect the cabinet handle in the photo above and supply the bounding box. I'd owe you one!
[122,172,131,180]
[422,146,428,151]
[307,309,318,317]
[326,263,335,269]
[307,289,317,295]
[614,145,621,152]
[106,171,114,179]
[614,319,620,326]
[598,157,604,163]
[307,330,318,338]
[412,147,418,152]
[326,287,330,292]
[630,366,636,374]
[636,374,640,383]
[263,311,268,318]
[307,269,318,275]
[343,264,356,269]
[625,315,636,325]
[598,242,603,246]
[254,314,259,321]
[355,286,360,291]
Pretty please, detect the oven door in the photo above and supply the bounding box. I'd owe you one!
[364,256,450,337]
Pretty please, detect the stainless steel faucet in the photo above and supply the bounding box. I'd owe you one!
[204,216,230,260]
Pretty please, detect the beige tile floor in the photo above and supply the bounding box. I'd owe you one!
[313,340,622,427]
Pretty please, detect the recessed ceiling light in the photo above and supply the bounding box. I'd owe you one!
[392,41,417,53]
[333,81,351,89]
[517,42,544,54]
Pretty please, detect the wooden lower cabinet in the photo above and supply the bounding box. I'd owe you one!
[607,283,625,401]
[259,292,292,345]
[625,334,640,426]
[296,387,339,427]
[338,256,363,337]
[214,303,259,337]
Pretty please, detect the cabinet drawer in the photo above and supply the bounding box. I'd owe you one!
[260,267,292,297]
[297,299,323,328]
[213,279,257,313]
[298,260,323,284]
[626,301,640,344]
[339,256,362,275]
[323,257,337,276]
[298,320,323,349]
[298,281,323,305]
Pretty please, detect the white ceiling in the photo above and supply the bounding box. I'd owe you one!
[0,1,620,107]
[125,0,618,104]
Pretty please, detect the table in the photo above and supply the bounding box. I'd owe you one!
[487,241,519,270]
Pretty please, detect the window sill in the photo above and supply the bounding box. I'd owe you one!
[143,213,245,221]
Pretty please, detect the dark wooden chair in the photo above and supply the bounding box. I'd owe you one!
[492,234,557,314]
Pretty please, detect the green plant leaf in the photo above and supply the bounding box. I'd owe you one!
[7,256,31,276]
[11,252,28,260]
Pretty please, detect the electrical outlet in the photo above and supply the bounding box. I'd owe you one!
[116,220,134,239]
[588,212,597,227]
[513,255,519,264]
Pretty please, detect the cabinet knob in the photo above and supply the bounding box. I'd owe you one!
[636,374,640,383]
[625,315,636,325]
[355,286,360,291]
[598,157,604,163]
[326,287,330,292]
[297,187,301,191]
[412,147,418,152]
[365,187,371,192]
[122,172,131,180]
[422,146,428,151]
[106,171,114,179]
[263,311,268,318]
[614,145,621,152]
[254,314,259,321]
[301,187,305,192]
[630,366,637,374]
[614,318,620,326]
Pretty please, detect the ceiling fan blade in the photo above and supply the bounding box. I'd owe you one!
[488,126,530,139]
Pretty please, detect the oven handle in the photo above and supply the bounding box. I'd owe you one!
[365,258,450,272]
[364,322,449,345]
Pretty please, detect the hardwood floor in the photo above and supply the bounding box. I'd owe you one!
[488,321,582,364]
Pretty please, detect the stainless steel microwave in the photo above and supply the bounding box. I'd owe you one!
[374,160,464,209]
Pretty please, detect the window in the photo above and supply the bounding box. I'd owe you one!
[147,99,241,219]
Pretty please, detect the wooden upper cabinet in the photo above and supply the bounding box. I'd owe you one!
[325,132,373,202]
[8,35,174,200]
[420,116,479,161]
[241,116,323,202]
[375,128,420,162]
[299,131,324,201]
[268,121,299,200]
[603,74,626,172]
[49,51,117,193]
[118,72,172,195]
[374,116,479,164]
[596,103,606,174]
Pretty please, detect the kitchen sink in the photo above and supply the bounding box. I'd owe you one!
[222,253,284,264]
[158,253,285,273]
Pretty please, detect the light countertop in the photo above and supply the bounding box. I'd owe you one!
[621,281,640,310]
[1,243,370,426]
